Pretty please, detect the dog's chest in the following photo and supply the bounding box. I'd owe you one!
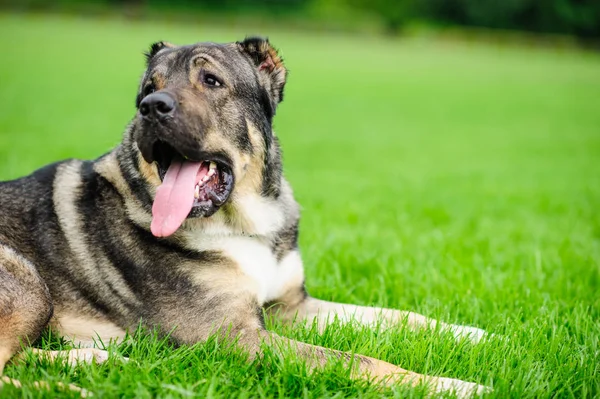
[187,235,304,305]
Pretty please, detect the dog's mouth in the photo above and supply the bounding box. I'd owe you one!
[149,141,234,238]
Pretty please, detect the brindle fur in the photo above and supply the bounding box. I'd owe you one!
[0,38,490,397]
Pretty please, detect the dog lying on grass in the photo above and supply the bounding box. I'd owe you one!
[0,37,491,397]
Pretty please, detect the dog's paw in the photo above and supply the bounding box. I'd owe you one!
[65,348,129,366]
[66,348,111,365]
[433,377,492,398]
[448,325,490,344]
[32,381,93,398]
[27,348,129,367]
[1,376,22,388]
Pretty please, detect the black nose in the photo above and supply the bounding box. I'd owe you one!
[139,92,176,119]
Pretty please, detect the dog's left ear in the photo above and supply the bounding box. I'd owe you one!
[145,41,175,65]
[237,37,287,107]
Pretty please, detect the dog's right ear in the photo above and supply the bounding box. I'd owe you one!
[144,41,175,65]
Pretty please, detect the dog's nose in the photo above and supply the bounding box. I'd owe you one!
[139,92,176,119]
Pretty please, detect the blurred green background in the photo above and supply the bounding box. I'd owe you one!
[2,0,600,40]
[1,2,599,398]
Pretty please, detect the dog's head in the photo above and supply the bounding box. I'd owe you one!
[129,38,287,237]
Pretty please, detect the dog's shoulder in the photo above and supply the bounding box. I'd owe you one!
[0,158,107,263]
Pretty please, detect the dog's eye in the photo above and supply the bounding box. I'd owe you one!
[202,73,222,87]
[143,84,156,97]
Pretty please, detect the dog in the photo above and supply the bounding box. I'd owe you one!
[0,37,491,397]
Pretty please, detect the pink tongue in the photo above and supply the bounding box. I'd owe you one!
[151,160,203,237]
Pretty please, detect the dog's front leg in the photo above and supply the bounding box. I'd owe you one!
[240,330,490,398]
[269,296,489,344]
[141,276,489,397]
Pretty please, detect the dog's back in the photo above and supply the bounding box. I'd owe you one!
[0,163,65,254]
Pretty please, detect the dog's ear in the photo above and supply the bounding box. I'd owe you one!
[145,41,175,65]
[237,37,287,107]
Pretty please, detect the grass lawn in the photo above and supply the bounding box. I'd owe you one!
[1,12,599,398]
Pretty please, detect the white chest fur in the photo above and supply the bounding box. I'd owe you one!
[185,234,305,305]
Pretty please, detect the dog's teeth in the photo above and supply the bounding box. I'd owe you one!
[202,174,210,182]
[194,184,200,199]
[207,168,215,177]
[209,161,217,171]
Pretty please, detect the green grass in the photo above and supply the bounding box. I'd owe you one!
[1,12,599,399]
